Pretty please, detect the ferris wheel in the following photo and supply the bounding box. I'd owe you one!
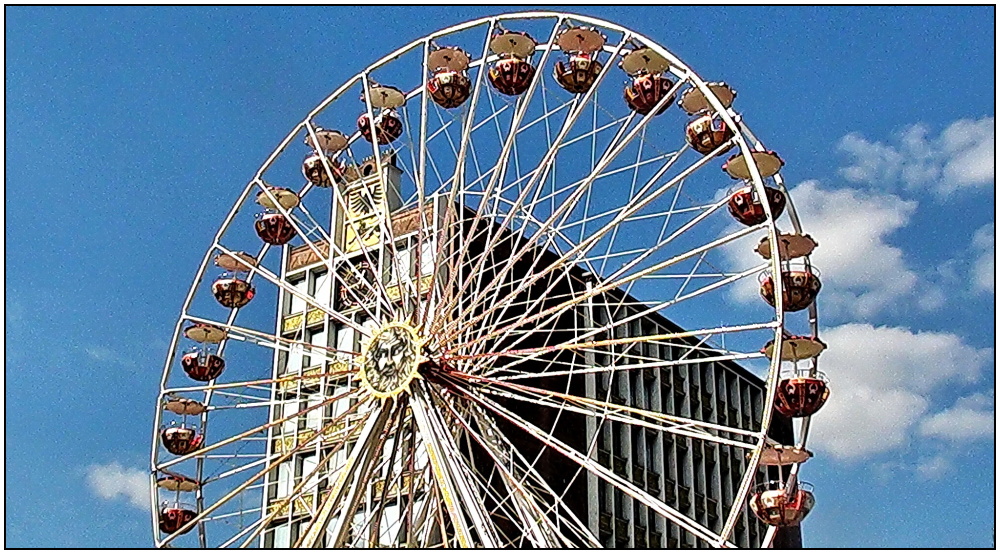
[151,11,830,549]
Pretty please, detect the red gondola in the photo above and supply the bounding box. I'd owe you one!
[302,151,345,187]
[488,54,536,96]
[750,481,816,526]
[684,114,735,155]
[211,274,255,309]
[159,503,198,535]
[554,53,603,94]
[180,350,225,382]
[160,425,205,456]
[774,373,830,418]
[428,70,471,108]
[624,73,674,116]
[357,111,403,144]
[759,269,822,312]
[255,212,297,245]
[727,185,787,227]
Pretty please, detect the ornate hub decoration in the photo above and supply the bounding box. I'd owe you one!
[359,322,424,398]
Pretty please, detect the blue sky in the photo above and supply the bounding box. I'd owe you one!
[5,6,994,548]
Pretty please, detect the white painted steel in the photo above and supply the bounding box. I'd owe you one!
[152,11,821,549]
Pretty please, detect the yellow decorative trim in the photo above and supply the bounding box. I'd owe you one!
[372,472,420,497]
[278,366,326,392]
[386,275,435,302]
[281,309,327,334]
[385,284,401,302]
[329,358,351,374]
[306,309,325,326]
[267,492,315,517]
[281,313,304,333]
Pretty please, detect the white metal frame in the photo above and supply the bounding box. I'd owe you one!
[151,10,821,549]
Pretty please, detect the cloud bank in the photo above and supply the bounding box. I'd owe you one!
[837,116,994,197]
[807,323,993,462]
[723,179,941,319]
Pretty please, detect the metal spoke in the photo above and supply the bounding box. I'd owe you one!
[156,12,818,550]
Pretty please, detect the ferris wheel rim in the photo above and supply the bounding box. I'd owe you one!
[152,11,821,549]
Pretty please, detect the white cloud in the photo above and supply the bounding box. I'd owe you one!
[919,393,994,442]
[838,116,994,197]
[971,223,994,294]
[788,181,925,318]
[939,118,996,192]
[808,323,992,461]
[873,453,957,482]
[914,454,954,481]
[837,132,904,185]
[724,180,938,319]
[86,462,150,510]
[84,344,130,367]
[84,346,119,362]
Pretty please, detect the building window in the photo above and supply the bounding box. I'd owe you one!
[266,522,292,548]
[335,325,354,354]
[419,240,435,276]
[307,328,328,369]
[285,331,305,374]
[276,461,293,498]
[314,270,332,306]
[392,244,412,283]
[305,393,325,431]
[278,399,298,436]
[288,276,307,314]
[301,453,320,492]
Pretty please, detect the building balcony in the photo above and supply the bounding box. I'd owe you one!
[706,447,718,464]
[646,471,661,495]
[613,455,628,476]
[634,526,648,548]
[701,392,715,410]
[631,470,645,488]
[678,486,692,511]
[598,511,613,535]
[673,392,685,408]
[708,509,720,524]
[597,448,611,467]
[614,517,629,539]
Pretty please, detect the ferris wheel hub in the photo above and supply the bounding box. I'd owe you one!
[358,322,426,398]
